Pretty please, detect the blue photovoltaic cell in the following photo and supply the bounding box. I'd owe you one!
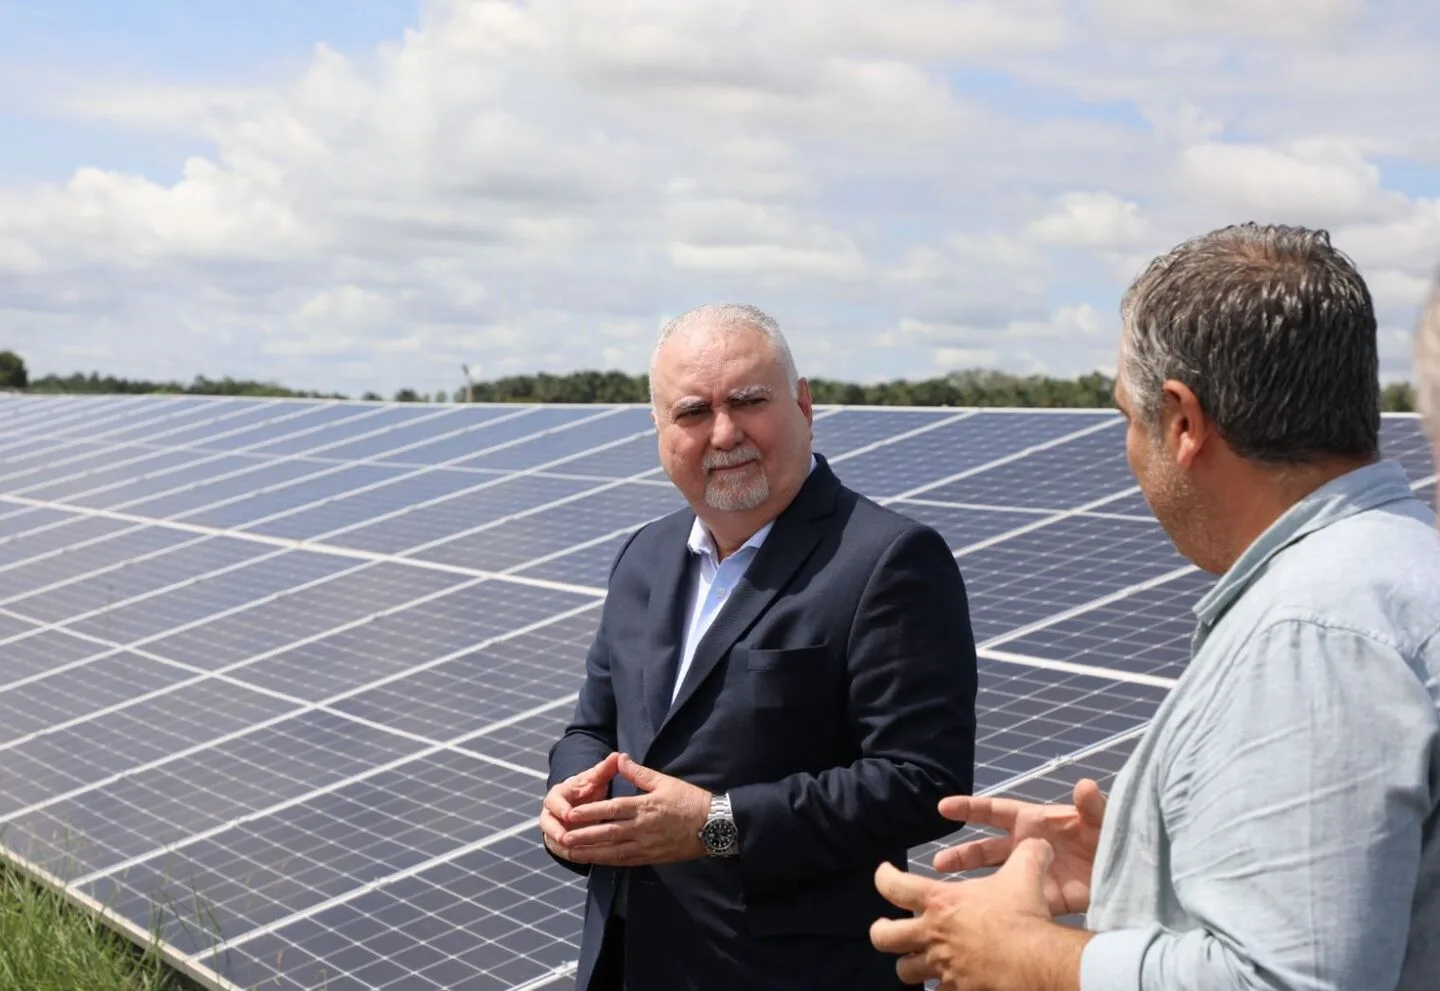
[0,628,109,687]
[141,403,318,449]
[828,412,1114,498]
[84,401,257,446]
[84,752,547,957]
[888,501,1047,553]
[244,406,443,458]
[0,439,103,481]
[5,710,428,879]
[450,408,654,471]
[958,514,1191,642]
[0,680,296,818]
[117,458,346,519]
[0,526,197,601]
[4,448,206,500]
[303,409,487,462]
[228,583,598,701]
[221,834,586,991]
[41,399,216,442]
[327,610,600,741]
[61,549,358,645]
[0,514,137,568]
[64,454,288,510]
[183,403,380,453]
[414,483,684,572]
[245,469,495,541]
[542,434,663,479]
[4,535,275,625]
[0,436,74,461]
[0,505,78,537]
[1380,416,1436,484]
[140,561,471,672]
[971,661,1166,788]
[180,464,415,529]
[0,650,195,747]
[328,475,600,555]
[812,408,957,457]
[994,569,1213,679]
[371,407,598,467]
[0,611,37,640]
[512,531,634,588]
[921,424,1135,510]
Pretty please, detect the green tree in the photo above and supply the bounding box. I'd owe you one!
[394,388,422,402]
[0,350,27,390]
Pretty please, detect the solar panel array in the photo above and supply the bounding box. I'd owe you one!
[0,393,1432,991]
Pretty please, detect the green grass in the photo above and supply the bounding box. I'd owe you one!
[0,865,207,991]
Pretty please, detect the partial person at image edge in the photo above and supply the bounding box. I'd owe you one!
[870,222,1440,991]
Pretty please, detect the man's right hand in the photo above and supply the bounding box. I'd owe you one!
[930,777,1107,917]
[540,752,622,859]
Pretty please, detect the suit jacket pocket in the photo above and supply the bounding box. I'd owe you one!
[744,644,830,709]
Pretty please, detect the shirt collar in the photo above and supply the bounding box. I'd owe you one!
[1193,459,1416,626]
[687,453,817,560]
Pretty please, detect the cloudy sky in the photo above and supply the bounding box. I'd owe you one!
[2,0,1438,399]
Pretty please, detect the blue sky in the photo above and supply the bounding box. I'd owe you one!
[2,0,1437,397]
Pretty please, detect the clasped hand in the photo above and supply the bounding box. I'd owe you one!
[540,752,713,867]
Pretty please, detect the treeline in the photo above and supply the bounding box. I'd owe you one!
[0,350,1421,411]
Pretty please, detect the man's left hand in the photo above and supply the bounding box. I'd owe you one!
[869,838,1089,990]
[556,753,712,866]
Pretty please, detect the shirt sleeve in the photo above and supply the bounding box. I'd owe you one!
[1080,617,1437,991]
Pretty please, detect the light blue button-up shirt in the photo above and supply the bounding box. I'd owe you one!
[1082,460,1440,990]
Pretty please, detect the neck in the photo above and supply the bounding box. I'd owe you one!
[702,510,775,560]
[1205,455,1375,572]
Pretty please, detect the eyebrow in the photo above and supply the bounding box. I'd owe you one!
[668,384,774,418]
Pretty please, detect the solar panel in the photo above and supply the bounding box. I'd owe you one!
[0,393,1432,991]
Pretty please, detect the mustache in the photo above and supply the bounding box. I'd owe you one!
[703,446,761,472]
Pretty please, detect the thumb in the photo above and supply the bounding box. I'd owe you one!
[1074,778,1106,825]
[1001,837,1054,911]
[617,753,661,791]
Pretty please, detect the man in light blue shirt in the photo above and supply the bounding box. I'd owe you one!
[870,223,1440,990]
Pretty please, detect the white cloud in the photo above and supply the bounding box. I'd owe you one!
[1,0,1436,396]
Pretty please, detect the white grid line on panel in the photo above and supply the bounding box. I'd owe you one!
[979,564,1199,650]
[894,494,1154,525]
[0,396,197,452]
[70,691,583,888]
[1,609,554,779]
[978,647,1178,689]
[976,723,1150,799]
[0,845,244,991]
[0,402,142,454]
[883,416,1125,502]
[22,402,408,507]
[0,599,601,828]
[176,409,640,539]
[0,403,348,498]
[948,486,1143,559]
[512,963,580,991]
[821,410,977,459]
[0,494,607,598]
[192,817,544,959]
[0,400,308,489]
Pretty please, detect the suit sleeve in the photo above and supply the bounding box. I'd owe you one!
[727,523,978,896]
[543,530,639,874]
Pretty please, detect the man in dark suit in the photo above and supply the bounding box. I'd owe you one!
[541,302,978,990]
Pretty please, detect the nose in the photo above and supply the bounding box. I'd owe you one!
[710,408,744,450]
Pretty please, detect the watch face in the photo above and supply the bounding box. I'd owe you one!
[702,819,738,851]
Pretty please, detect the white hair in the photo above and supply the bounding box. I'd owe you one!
[648,303,799,405]
[1417,269,1440,441]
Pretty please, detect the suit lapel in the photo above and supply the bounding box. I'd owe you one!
[654,458,840,738]
[639,524,692,740]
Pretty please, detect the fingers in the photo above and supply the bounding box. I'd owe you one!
[1073,778,1107,825]
[932,834,1013,875]
[561,819,639,849]
[565,796,641,826]
[874,861,937,912]
[616,753,663,791]
[868,914,927,956]
[999,838,1055,914]
[938,794,1020,832]
[896,952,940,986]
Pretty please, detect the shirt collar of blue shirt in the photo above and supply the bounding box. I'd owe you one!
[1193,458,1417,627]
[687,453,818,562]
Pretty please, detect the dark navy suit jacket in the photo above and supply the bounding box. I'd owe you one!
[546,454,978,990]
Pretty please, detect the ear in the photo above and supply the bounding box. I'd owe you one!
[796,377,813,424]
[1161,379,1211,469]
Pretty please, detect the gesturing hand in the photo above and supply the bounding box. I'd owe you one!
[556,753,712,867]
[539,752,621,860]
[931,778,1107,917]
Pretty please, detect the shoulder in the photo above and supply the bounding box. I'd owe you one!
[827,481,960,575]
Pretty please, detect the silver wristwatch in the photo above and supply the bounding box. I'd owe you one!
[699,793,739,857]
